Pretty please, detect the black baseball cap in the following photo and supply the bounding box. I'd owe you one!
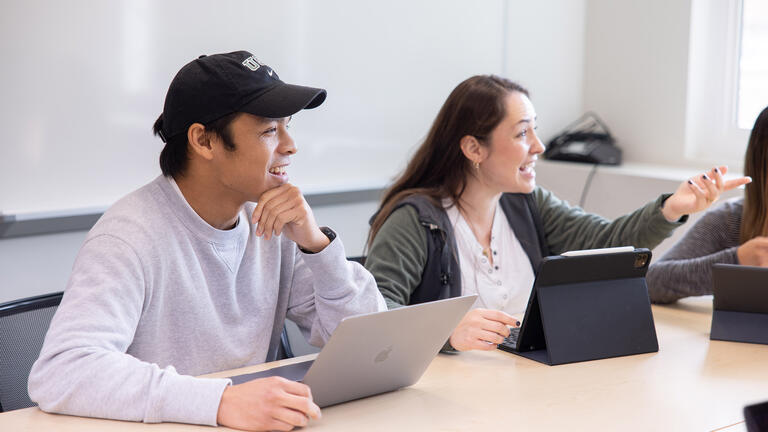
[156,51,327,143]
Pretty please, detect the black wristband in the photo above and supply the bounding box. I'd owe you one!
[298,226,336,254]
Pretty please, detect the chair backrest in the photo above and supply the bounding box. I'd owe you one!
[0,292,62,412]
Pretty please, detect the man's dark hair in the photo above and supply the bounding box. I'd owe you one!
[153,112,240,177]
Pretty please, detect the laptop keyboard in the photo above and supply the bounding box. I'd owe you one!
[500,327,520,350]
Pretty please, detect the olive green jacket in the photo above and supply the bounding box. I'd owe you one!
[365,187,686,310]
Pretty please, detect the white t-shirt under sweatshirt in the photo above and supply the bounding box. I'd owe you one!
[28,175,386,426]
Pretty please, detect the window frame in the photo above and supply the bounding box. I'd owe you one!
[684,0,750,169]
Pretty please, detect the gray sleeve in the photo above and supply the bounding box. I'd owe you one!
[535,187,685,254]
[364,206,428,309]
[27,235,229,426]
[646,203,742,304]
[286,235,387,347]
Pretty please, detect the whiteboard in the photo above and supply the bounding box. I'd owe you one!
[0,0,584,214]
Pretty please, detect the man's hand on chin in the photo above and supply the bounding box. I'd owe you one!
[251,183,330,252]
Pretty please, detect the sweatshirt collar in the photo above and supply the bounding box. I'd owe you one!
[155,175,246,244]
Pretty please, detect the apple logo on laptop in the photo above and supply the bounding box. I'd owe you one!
[374,345,393,363]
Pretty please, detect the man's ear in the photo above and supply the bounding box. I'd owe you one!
[459,135,486,165]
[187,123,214,161]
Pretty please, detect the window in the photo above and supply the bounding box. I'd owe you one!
[685,0,766,167]
[737,0,768,129]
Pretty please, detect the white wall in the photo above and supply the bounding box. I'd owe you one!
[0,0,588,303]
[2,0,504,213]
[583,0,696,168]
[0,0,584,215]
[3,0,745,305]
[504,1,585,140]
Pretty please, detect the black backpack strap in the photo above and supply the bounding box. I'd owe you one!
[499,193,549,274]
[393,195,462,304]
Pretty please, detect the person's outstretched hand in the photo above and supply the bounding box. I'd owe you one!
[661,165,751,222]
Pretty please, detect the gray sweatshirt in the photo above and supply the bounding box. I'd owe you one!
[28,175,385,426]
[646,197,743,303]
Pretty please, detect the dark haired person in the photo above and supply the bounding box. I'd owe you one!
[647,106,767,303]
[365,75,750,352]
[28,51,385,431]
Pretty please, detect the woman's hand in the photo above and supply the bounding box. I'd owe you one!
[737,237,768,267]
[448,308,520,351]
[661,166,752,222]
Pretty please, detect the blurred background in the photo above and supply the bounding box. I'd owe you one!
[0,0,766,302]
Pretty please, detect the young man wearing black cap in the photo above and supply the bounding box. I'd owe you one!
[28,51,385,431]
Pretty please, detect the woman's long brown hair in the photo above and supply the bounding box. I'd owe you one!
[367,75,529,248]
[741,106,768,243]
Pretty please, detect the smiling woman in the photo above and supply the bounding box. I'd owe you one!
[363,74,749,353]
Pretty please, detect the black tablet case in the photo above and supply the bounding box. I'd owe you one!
[744,400,768,432]
[506,249,659,365]
[711,264,768,345]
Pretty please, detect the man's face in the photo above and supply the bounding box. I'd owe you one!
[211,112,296,203]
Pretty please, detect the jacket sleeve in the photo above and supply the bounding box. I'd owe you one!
[286,234,387,347]
[364,206,429,309]
[646,203,741,303]
[27,235,229,426]
[534,187,686,255]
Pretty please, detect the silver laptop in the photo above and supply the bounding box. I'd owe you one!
[230,295,477,407]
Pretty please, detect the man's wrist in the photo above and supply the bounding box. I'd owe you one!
[216,386,232,426]
[298,227,336,253]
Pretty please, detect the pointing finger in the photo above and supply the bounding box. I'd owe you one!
[723,176,752,191]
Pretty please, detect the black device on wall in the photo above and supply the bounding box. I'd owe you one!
[544,112,622,165]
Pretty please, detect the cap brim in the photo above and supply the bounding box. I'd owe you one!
[240,83,327,118]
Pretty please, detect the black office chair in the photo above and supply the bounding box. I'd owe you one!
[0,292,62,412]
[279,256,368,359]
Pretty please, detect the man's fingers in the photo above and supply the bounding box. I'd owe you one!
[252,184,287,223]
[259,199,298,239]
[268,418,296,431]
[273,208,304,237]
[255,193,293,231]
[279,377,312,398]
[258,193,302,238]
[280,393,321,420]
[278,379,321,418]
[266,199,303,236]
[252,184,293,224]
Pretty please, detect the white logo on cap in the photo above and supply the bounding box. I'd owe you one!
[242,56,264,72]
